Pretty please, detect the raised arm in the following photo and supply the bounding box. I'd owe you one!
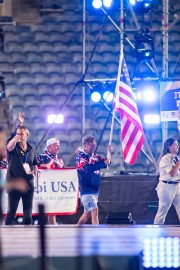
[7,134,20,152]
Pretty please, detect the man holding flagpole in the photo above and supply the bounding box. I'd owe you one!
[76,135,112,225]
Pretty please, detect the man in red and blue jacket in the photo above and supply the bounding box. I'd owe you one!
[76,135,112,225]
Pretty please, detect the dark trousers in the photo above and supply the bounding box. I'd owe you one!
[5,188,34,225]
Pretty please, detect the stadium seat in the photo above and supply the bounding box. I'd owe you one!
[22,42,38,53]
[45,62,61,73]
[19,82,34,92]
[22,88,38,101]
[31,116,45,125]
[31,25,48,33]
[34,32,49,42]
[17,72,32,84]
[38,86,54,100]
[6,91,22,103]
[33,73,50,85]
[49,31,65,43]
[2,74,16,88]
[13,61,27,71]
[63,72,80,84]
[0,61,13,71]
[5,41,22,53]
[30,63,46,73]
[25,99,41,112]
[41,51,58,63]
[49,75,63,85]
[18,75,33,86]
[10,99,25,111]
[41,15,58,25]
[72,51,82,64]
[19,32,34,42]
[4,32,20,42]
[56,51,70,62]
[41,99,58,112]
[52,83,67,95]
[34,122,50,137]
[15,65,31,73]
[25,52,42,63]
[0,52,11,62]
[53,43,69,53]
[36,41,54,52]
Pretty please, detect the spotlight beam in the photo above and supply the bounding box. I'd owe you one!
[101,7,155,74]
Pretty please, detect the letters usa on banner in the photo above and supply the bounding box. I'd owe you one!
[1,168,79,215]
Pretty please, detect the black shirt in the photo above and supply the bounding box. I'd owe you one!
[6,142,38,183]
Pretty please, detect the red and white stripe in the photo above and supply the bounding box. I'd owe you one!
[114,53,144,165]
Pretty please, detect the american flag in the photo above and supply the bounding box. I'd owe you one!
[114,52,144,165]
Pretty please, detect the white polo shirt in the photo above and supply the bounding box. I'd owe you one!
[159,153,180,181]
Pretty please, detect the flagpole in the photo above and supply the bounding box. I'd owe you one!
[119,0,125,173]
[109,46,123,145]
[109,46,125,171]
[108,58,122,146]
[109,109,115,147]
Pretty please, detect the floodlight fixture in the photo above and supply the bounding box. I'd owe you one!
[92,0,113,9]
[47,114,64,124]
[103,0,113,8]
[129,0,136,5]
[103,91,113,102]
[92,0,102,9]
[144,114,160,124]
[91,91,101,102]
[129,0,154,13]
[135,29,154,61]
[142,88,157,103]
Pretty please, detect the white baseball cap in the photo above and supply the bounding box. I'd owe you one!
[46,138,60,149]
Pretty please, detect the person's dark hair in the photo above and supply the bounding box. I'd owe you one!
[16,125,29,136]
[162,138,177,157]
[82,135,96,146]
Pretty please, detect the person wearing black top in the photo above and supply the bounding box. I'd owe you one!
[5,125,38,225]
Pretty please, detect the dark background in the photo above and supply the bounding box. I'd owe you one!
[57,175,179,225]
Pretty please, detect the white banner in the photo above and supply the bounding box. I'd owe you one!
[1,168,79,215]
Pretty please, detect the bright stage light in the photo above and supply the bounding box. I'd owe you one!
[103,91,113,102]
[92,0,102,9]
[91,91,101,102]
[129,0,136,5]
[142,88,157,103]
[47,114,64,124]
[103,0,113,8]
[92,0,113,9]
[130,0,154,13]
[144,114,160,124]
[143,237,180,268]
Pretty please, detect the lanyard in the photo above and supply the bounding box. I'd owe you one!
[25,152,29,163]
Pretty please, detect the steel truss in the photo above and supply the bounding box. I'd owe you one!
[82,0,179,171]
